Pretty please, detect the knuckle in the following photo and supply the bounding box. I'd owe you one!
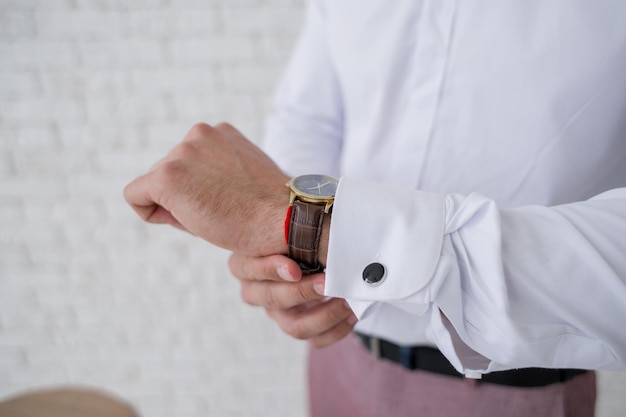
[239,284,256,306]
[214,121,235,132]
[262,258,278,280]
[188,122,214,138]
[229,254,265,282]
[176,139,199,156]
[325,301,348,323]
[227,254,240,277]
[293,283,313,304]
[309,337,328,349]
[263,285,279,309]
[284,320,308,340]
[230,255,248,279]
[243,257,260,281]
[155,159,185,186]
[309,323,351,349]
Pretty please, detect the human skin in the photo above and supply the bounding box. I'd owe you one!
[124,122,356,347]
[229,253,357,348]
[124,122,289,257]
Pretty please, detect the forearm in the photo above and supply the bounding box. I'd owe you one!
[323,178,626,372]
[432,189,626,372]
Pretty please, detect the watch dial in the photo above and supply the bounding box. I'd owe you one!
[293,174,338,197]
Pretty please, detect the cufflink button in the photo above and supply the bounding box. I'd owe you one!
[362,262,386,286]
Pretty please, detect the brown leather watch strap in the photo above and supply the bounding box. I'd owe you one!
[288,200,326,273]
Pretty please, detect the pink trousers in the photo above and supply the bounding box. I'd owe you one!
[309,335,596,417]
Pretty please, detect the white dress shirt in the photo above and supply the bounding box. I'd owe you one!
[264,0,626,375]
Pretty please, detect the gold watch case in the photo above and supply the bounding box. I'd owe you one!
[286,174,338,213]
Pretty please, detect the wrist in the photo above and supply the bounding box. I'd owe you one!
[284,174,337,273]
[249,175,290,257]
[270,183,291,256]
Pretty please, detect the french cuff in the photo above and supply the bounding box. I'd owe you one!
[324,177,445,318]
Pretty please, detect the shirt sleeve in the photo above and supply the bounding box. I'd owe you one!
[325,177,626,374]
[262,0,344,177]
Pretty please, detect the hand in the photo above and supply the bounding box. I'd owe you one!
[229,253,357,348]
[124,123,289,256]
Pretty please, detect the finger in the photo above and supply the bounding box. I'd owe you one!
[308,315,358,349]
[123,173,160,222]
[183,122,218,143]
[124,173,190,231]
[266,298,354,341]
[240,275,326,309]
[145,206,188,229]
[228,253,302,282]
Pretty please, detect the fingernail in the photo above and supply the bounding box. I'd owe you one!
[313,281,325,295]
[347,314,358,325]
[277,266,296,281]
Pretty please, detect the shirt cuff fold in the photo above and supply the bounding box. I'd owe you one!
[324,177,446,310]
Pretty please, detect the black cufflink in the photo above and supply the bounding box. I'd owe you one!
[362,262,386,286]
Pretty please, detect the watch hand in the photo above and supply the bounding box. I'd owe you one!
[306,183,323,193]
[306,180,332,194]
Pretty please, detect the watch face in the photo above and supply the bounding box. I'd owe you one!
[291,174,338,199]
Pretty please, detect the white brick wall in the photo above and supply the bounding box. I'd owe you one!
[1,1,625,417]
[0,1,307,416]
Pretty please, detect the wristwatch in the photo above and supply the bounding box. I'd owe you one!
[285,174,339,274]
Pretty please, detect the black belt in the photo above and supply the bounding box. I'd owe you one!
[355,332,587,387]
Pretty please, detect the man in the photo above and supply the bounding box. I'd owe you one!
[125,0,626,416]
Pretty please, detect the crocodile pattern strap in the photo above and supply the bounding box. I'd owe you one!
[288,200,325,274]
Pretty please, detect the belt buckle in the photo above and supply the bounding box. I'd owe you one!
[368,336,381,359]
